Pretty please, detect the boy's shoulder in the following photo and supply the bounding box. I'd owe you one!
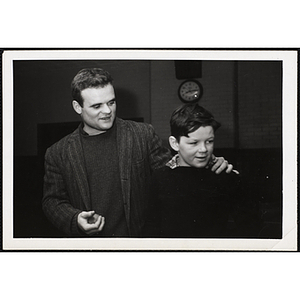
[153,165,241,186]
[211,168,241,182]
[153,165,172,175]
[152,165,174,180]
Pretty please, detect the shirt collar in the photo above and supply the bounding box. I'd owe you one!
[166,154,180,169]
[166,154,218,170]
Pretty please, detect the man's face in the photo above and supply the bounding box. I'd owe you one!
[74,84,116,135]
[176,126,215,168]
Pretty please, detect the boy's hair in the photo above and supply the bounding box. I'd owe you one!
[71,68,113,106]
[170,103,221,140]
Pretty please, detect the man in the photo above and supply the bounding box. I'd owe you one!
[42,68,233,237]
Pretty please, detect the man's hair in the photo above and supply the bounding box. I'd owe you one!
[170,103,221,141]
[71,68,113,106]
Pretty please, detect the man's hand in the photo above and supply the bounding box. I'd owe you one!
[208,155,236,175]
[77,211,105,235]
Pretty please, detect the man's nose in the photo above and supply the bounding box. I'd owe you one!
[101,104,111,114]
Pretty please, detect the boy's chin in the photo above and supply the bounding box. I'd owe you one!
[195,164,208,169]
[193,158,210,168]
[191,162,209,169]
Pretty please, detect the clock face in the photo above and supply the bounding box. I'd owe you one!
[178,80,203,103]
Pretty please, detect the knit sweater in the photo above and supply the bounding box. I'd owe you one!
[144,165,260,238]
[80,124,128,236]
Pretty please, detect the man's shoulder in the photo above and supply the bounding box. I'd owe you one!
[117,118,153,136]
[117,118,151,129]
[47,127,80,152]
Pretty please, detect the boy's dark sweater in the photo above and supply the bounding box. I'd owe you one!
[144,166,260,238]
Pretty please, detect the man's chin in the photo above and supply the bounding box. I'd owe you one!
[98,119,114,129]
[84,122,114,135]
[98,124,113,132]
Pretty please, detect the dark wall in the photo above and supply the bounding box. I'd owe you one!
[14,60,282,156]
[14,60,151,156]
[238,61,282,148]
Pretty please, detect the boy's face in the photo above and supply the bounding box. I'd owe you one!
[173,126,215,168]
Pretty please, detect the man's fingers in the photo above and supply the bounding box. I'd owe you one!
[211,157,226,172]
[85,217,105,235]
[84,222,101,235]
[80,210,95,219]
[93,215,102,228]
[87,213,100,224]
[225,164,234,174]
[99,217,105,231]
[215,160,228,174]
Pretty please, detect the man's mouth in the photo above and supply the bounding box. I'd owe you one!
[99,115,111,121]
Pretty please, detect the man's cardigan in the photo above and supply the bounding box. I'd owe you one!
[42,118,171,236]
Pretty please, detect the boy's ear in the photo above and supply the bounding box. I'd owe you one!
[169,136,179,152]
[72,100,82,115]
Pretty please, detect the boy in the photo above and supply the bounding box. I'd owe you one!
[144,103,261,238]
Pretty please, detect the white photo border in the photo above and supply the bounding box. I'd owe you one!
[2,49,298,251]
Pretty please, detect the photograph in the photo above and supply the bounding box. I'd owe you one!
[2,49,297,251]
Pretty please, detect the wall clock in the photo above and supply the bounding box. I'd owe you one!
[178,80,203,103]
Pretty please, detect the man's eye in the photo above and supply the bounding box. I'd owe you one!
[207,140,214,144]
[108,100,116,106]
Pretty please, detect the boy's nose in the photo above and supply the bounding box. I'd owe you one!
[198,143,207,152]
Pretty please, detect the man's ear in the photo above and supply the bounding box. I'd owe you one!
[169,136,179,152]
[72,100,82,115]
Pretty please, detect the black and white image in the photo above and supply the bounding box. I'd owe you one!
[2,49,297,251]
